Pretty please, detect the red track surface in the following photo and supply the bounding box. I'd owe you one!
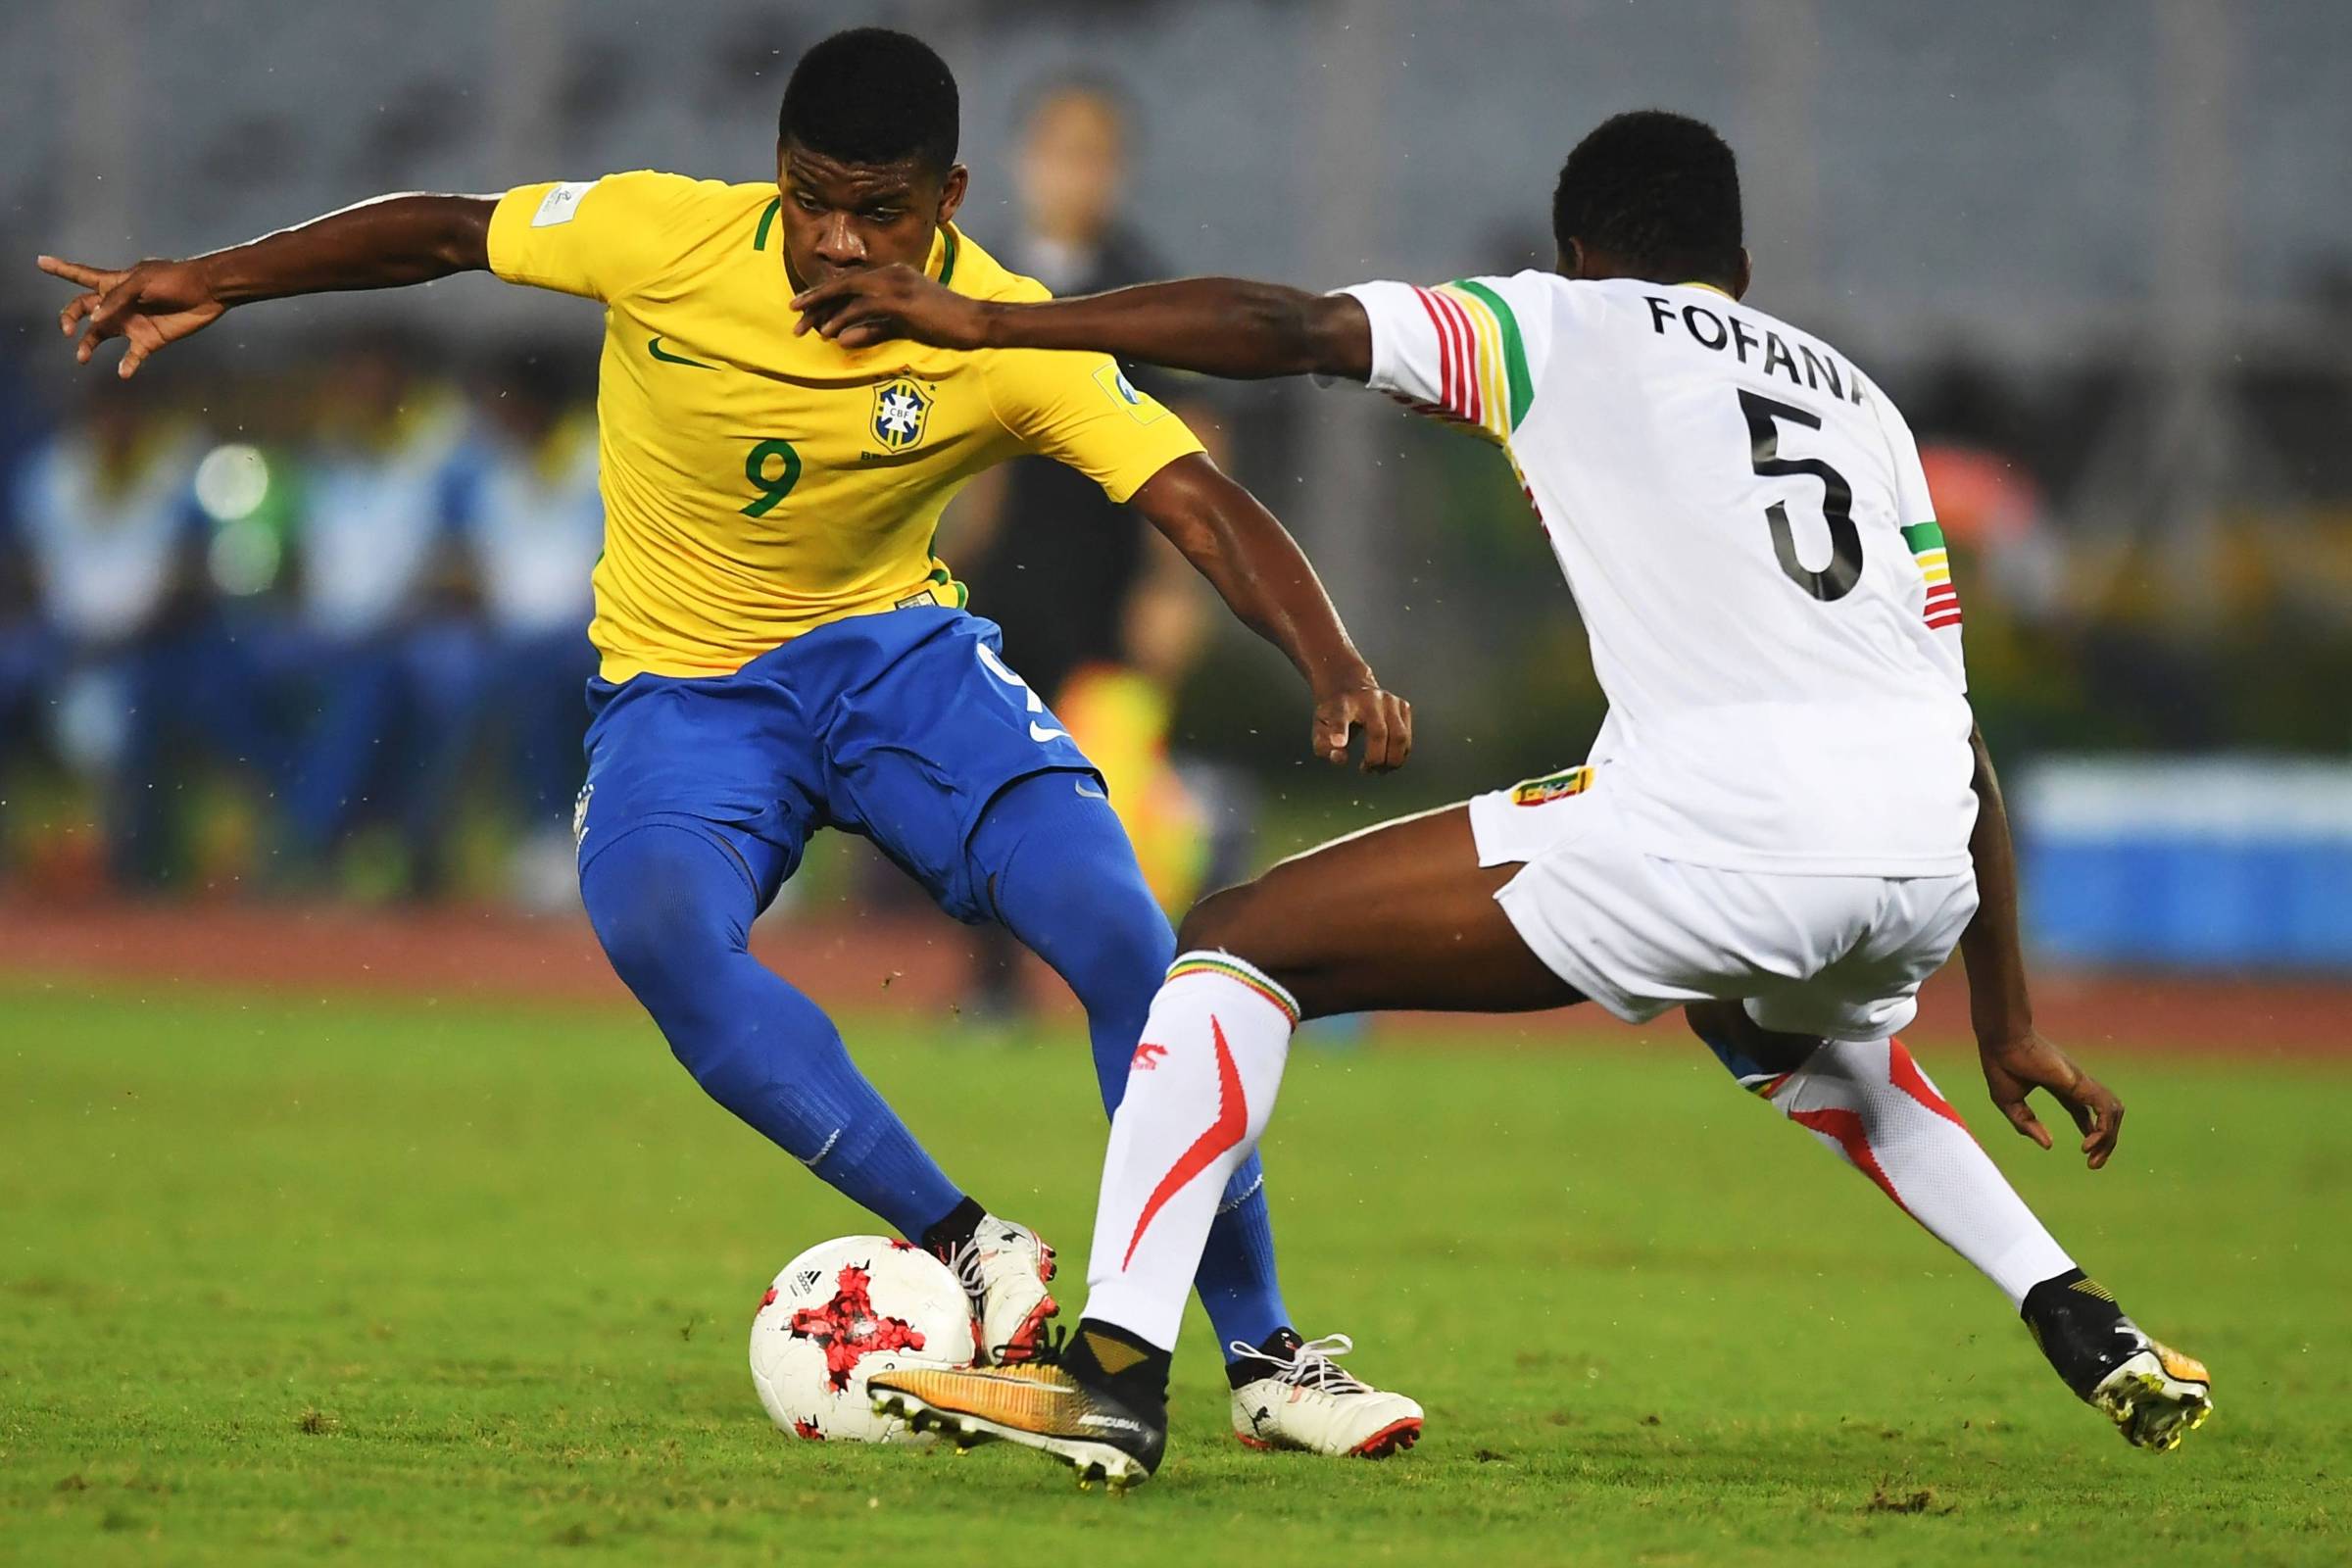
[1,897,2344,1058]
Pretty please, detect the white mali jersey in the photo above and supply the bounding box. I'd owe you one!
[1340,273,1977,876]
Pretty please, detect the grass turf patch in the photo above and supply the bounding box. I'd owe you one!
[2,978,2345,1564]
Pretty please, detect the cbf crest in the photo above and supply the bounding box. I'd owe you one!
[870,377,933,452]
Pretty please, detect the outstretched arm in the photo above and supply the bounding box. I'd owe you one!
[39,194,495,377]
[1962,723,2125,1167]
[1126,454,1408,772]
[795,267,1373,383]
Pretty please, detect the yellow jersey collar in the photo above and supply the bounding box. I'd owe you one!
[927,223,962,288]
[1677,279,1735,299]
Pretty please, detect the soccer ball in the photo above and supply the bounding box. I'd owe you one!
[749,1236,976,1444]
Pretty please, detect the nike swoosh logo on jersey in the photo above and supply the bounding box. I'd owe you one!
[1074,779,1106,800]
[648,336,717,369]
[1030,721,1070,744]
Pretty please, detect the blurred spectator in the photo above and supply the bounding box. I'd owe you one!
[1918,443,2063,622]
[948,78,1218,1015]
[11,381,252,886]
[451,351,604,908]
[0,349,48,859]
[272,333,480,894]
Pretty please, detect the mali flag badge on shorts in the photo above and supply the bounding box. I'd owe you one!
[871,377,933,451]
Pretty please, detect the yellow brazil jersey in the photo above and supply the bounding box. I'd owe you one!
[486,172,1202,681]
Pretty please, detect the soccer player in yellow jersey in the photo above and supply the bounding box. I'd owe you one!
[38,27,1425,1453]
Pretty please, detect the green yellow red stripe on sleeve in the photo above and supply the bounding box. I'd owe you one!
[1903,520,1963,629]
[1411,282,1534,443]
[1444,280,1534,434]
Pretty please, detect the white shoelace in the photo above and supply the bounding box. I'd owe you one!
[1227,1332,1373,1395]
[946,1239,988,1303]
[947,1218,1045,1304]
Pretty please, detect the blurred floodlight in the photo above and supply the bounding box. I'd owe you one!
[194,442,270,521]
[208,516,282,597]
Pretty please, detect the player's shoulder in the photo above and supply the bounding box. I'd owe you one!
[939,225,1053,305]
[576,171,773,231]
[1416,268,1571,321]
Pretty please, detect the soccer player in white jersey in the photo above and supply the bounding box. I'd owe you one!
[794,110,2214,1486]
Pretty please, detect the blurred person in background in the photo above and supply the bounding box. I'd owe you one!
[274,332,481,896]
[11,378,227,887]
[0,349,52,871]
[451,349,604,909]
[0,534,44,879]
[951,78,1218,1018]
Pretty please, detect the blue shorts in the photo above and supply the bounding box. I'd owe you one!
[576,607,1096,923]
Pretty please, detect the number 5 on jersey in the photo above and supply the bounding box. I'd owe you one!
[1740,390,1860,602]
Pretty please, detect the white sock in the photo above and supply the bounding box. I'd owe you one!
[1763,1035,2076,1306]
[1084,952,1298,1351]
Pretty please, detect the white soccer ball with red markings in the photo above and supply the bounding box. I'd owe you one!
[749,1235,977,1445]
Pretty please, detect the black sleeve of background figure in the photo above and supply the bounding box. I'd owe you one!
[1099,228,1213,415]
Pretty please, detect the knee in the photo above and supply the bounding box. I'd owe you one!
[986,783,1176,996]
[1062,875,1176,994]
[1176,880,1279,969]
[581,830,739,1009]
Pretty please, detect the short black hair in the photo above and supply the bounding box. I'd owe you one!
[1551,111,1742,283]
[779,27,958,176]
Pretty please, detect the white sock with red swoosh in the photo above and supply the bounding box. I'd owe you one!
[1084,952,1299,1353]
[1767,1036,2076,1306]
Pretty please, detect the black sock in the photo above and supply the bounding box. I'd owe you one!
[920,1196,987,1260]
[1227,1326,1302,1390]
[2021,1266,2114,1326]
[2021,1267,2132,1397]
[1070,1317,1171,1407]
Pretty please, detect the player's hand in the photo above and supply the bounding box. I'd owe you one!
[38,254,227,378]
[1312,680,1412,773]
[791,264,992,352]
[1979,1029,2124,1169]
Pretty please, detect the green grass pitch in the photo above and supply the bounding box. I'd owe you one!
[3,979,2345,1565]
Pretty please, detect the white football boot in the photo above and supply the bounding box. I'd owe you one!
[1228,1332,1424,1458]
[944,1214,1058,1365]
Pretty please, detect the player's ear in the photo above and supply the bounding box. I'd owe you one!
[935,165,968,226]
[1562,237,1589,279]
[1733,247,1753,301]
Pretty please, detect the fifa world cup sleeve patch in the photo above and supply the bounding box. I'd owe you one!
[1509,765,1593,807]
[531,180,596,227]
[1093,363,1168,425]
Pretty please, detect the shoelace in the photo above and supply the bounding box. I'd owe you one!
[941,1221,1052,1300]
[943,1236,991,1301]
[940,1222,1054,1365]
[1002,1322,1070,1369]
[1226,1333,1373,1396]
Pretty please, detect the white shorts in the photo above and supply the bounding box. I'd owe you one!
[1469,769,1979,1042]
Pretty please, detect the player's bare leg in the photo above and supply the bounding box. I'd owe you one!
[1171,804,1581,1018]
[870,804,1576,1484]
[1687,1002,2211,1451]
